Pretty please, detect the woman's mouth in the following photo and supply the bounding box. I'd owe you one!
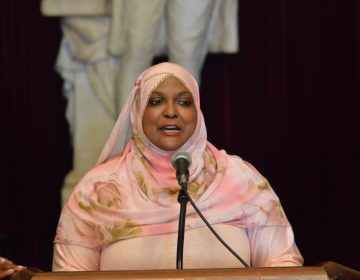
[160,125,181,135]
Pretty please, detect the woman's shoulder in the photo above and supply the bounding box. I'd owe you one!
[84,152,124,179]
[207,143,265,182]
[64,153,125,200]
[219,152,272,192]
[225,153,262,176]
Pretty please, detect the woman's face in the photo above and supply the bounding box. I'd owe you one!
[142,76,197,151]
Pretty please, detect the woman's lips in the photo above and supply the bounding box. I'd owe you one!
[160,125,181,136]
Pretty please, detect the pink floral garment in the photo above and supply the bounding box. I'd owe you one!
[55,62,292,253]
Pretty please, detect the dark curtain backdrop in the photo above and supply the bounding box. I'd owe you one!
[1,0,359,271]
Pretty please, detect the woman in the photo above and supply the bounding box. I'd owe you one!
[53,62,303,270]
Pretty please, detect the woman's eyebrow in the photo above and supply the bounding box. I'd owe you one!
[177,91,192,97]
[149,91,164,97]
[150,90,191,97]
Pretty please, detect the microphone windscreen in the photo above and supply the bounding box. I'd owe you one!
[171,151,192,169]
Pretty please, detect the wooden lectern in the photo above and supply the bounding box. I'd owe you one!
[10,262,360,280]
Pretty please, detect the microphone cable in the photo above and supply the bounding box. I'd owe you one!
[183,189,250,268]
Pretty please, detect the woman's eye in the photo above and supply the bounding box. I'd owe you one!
[178,99,192,106]
[148,98,163,106]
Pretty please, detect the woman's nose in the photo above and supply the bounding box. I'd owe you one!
[163,102,177,118]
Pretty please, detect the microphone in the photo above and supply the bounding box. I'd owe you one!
[172,152,191,269]
[171,151,192,189]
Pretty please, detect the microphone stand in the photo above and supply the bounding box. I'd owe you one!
[176,183,189,269]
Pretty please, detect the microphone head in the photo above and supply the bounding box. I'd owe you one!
[171,151,192,169]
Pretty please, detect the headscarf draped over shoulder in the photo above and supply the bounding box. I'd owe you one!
[55,62,289,250]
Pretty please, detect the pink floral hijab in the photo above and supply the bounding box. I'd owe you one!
[55,62,289,249]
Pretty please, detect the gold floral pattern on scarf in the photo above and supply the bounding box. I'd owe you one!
[134,170,179,203]
[187,180,205,198]
[95,181,124,209]
[186,149,225,200]
[74,193,142,244]
[132,124,145,153]
[79,198,99,213]
[134,171,149,195]
[107,220,142,242]
[257,179,270,191]
[89,219,142,244]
